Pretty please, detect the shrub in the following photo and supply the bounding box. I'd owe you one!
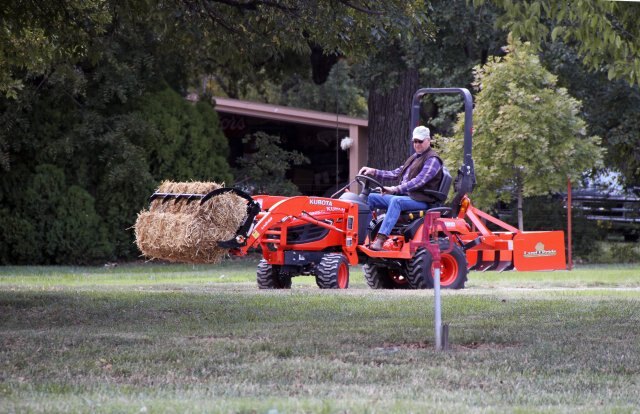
[133,87,233,184]
[0,164,112,264]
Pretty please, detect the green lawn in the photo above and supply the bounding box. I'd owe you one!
[1,259,639,413]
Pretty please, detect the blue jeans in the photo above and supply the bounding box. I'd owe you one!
[367,194,429,236]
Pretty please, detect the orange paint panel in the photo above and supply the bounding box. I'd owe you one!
[466,250,478,268]
[513,231,566,271]
[480,250,495,262]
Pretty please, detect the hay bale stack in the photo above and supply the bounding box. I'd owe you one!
[134,181,248,264]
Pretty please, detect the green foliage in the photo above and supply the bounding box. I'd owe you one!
[234,132,309,195]
[280,60,368,117]
[474,0,640,86]
[589,241,640,265]
[0,1,111,98]
[541,42,640,188]
[0,165,111,264]
[0,0,437,261]
[132,87,233,184]
[440,37,604,214]
[416,0,506,133]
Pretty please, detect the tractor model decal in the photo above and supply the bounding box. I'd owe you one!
[309,199,333,206]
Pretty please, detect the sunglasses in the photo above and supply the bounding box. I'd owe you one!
[412,139,425,144]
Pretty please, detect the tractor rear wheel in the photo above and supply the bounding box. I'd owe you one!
[257,259,292,289]
[408,244,468,290]
[315,254,349,289]
[438,244,468,289]
[363,263,409,289]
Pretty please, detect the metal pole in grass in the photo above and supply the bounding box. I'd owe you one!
[422,211,449,351]
[433,252,442,351]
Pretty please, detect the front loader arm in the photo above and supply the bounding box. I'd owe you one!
[220,196,361,264]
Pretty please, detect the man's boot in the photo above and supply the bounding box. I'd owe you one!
[370,234,388,251]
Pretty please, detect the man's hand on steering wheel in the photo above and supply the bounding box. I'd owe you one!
[354,174,385,202]
[358,166,376,176]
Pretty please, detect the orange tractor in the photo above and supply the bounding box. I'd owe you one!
[156,88,566,289]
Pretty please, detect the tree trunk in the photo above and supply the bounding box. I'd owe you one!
[367,68,419,171]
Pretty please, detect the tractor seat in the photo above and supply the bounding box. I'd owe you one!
[396,166,453,223]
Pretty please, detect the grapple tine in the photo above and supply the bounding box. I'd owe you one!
[149,192,207,203]
[149,187,261,250]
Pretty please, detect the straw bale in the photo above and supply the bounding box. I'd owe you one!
[134,181,248,264]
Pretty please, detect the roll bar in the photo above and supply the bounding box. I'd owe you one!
[410,88,476,211]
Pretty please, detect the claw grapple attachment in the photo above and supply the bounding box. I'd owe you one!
[135,182,260,264]
[149,187,261,250]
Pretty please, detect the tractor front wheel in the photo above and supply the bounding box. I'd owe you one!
[257,259,292,289]
[315,254,349,289]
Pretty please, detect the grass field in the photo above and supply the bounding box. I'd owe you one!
[1,258,639,413]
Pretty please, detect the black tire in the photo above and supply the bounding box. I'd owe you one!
[405,248,434,289]
[257,259,291,289]
[407,243,468,290]
[436,243,468,290]
[363,262,409,289]
[314,254,349,289]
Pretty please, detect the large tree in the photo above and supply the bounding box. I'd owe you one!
[473,0,640,187]
[440,37,604,230]
[356,0,505,171]
[542,42,640,188]
[474,0,640,86]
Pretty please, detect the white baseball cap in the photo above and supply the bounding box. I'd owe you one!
[412,126,431,141]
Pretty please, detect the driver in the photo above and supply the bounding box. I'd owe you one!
[359,126,444,250]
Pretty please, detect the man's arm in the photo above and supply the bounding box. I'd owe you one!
[394,157,442,194]
[372,165,404,181]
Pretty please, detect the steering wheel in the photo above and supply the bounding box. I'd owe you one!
[354,174,384,201]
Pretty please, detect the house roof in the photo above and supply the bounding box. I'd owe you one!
[213,97,368,129]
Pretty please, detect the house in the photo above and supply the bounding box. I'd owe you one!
[214,97,368,196]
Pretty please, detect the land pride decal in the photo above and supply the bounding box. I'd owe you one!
[523,242,557,258]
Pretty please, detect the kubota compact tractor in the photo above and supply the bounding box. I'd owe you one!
[153,88,567,289]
